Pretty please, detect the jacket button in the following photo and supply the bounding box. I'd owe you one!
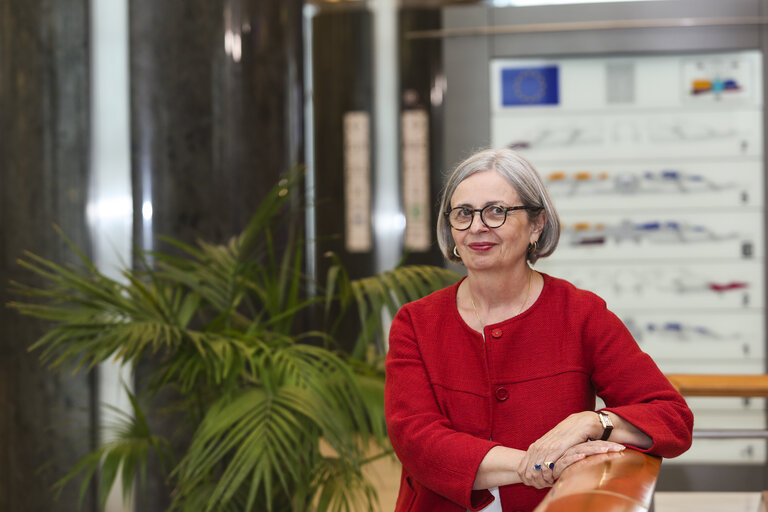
[491,328,503,338]
[495,387,509,401]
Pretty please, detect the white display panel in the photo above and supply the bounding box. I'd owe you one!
[614,311,763,363]
[555,211,762,261]
[491,51,765,464]
[494,110,762,160]
[550,262,763,310]
[540,160,763,211]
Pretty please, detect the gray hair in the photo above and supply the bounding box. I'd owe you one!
[436,147,560,264]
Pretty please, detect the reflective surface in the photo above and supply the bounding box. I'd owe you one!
[534,450,661,512]
[130,0,304,253]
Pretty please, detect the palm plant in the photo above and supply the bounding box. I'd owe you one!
[9,170,459,512]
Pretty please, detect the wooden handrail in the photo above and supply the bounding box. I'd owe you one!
[533,449,660,512]
[665,374,768,397]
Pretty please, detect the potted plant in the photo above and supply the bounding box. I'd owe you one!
[9,170,458,511]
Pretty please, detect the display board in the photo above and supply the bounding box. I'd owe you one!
[491,51,765,464]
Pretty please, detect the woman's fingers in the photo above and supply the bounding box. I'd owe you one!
[518,412,598,479]
[569,440,626,457]
[551,441,626,480]
[551,453,586,480]
[517,454,566,488]
[517,413,621,488]
[519,438,564,485]
[517,455,554,488]
[518,463,553,488]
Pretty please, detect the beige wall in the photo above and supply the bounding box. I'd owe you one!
[367,454,402,511]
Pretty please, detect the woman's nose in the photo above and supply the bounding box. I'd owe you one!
[470,211,490,232]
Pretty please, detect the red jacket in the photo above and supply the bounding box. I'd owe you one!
[384,274,693,512]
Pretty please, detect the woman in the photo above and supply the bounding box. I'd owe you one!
[384,148,693,512]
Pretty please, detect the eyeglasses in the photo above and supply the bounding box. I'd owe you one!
[445,204,542,231]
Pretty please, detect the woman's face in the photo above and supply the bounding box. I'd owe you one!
[450,170,544,272]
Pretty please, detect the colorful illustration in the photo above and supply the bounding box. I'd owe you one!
[691,77,742,96]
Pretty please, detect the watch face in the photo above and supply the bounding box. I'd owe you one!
[597,412,614,441]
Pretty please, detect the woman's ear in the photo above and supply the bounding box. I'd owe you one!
[532,210,547,238]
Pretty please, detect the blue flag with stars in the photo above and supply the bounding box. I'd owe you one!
[501,66,560,106]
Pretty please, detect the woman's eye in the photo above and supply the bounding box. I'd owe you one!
[457,208,473,217]
[490,206,505,215]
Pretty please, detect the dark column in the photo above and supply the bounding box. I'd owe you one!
[130,0,304,248]
[399,6,445,266]
[0,2,96,512]
[128,1,304,508]
[312,5,375,280]
[310,6,376,357]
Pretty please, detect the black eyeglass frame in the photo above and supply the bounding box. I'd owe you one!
[444,205,543,231]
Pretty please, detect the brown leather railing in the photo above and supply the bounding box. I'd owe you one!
[666,374,768,397]
[533,449,660,512]
[666,373,768,439]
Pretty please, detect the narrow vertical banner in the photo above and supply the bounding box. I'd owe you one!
[401,109,431,251]
[344,111,372,252]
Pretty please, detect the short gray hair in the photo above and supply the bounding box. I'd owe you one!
[436,147,560,264]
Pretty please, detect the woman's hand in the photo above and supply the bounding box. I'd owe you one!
[551,440,625,480]
[516,411,604,488]
[518,440,625,488]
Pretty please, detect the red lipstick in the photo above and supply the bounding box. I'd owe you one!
[468,242,495,251]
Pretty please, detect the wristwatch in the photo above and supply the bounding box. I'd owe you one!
[595,410,614,441]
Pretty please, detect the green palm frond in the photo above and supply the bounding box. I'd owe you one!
[151,236,246,319]
[171,481,262,512]
[352,372,388,440]
[54,390,172,509]
[309,456,380,512]
[11,257,190,372]
[156,331,257,393]
[328,262,460,360]
[174,340,383,512]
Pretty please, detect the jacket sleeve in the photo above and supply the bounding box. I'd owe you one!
[583,298,694,457]
[385,305,501,511]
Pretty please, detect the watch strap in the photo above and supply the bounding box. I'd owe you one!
[596,410,614,441]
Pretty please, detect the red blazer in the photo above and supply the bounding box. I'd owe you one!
[384,274,693,512]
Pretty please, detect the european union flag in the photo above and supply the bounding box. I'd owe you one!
[501,66,560,106]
